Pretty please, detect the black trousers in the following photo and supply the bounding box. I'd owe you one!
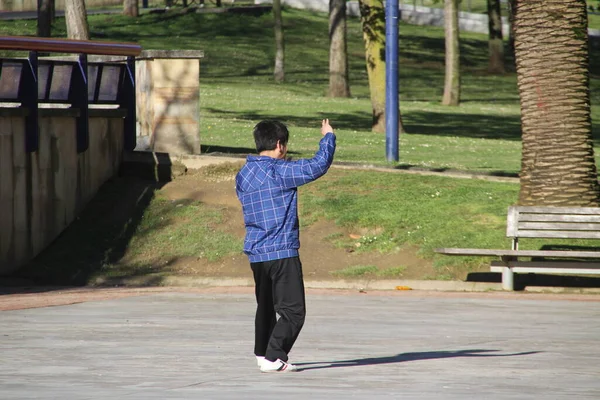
[250,256,306,363]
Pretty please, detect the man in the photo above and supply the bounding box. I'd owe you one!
[235,119,336,372]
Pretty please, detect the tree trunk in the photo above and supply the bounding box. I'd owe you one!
[123,0,139,17]
[358,0,386,132]
[507,0,516,59]
[442,0,460,106]
[273,0,285,82]
[515,0,600,206]
[487,0,505,74]
[37,0,53,37]
[64,0,89,40]
[328,0,351,97]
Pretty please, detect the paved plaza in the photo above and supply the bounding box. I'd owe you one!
[1,289,599,399]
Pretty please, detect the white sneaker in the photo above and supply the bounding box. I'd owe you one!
[260,358,298,373]
[256,356,265,367]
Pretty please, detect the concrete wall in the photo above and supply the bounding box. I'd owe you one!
[254,0,510,34]
[0,112,124,274]
[256,0,600,38]
[397,3,510,36]
[0,0,121,12]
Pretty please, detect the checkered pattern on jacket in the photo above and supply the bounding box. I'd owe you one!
[236,133,336,262]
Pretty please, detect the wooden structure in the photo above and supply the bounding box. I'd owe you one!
[0,35,141,153]
[435,206,600,290]
[0,36,141,274]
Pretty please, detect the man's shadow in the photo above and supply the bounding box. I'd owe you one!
[295,349,539,371]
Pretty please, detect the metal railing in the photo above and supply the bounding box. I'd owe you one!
[0,36,142,153]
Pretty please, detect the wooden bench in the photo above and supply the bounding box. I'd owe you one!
[435,206,600,290]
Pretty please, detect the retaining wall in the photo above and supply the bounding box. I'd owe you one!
[0,112,124,274]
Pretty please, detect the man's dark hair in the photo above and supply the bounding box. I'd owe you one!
[253,120,289,153]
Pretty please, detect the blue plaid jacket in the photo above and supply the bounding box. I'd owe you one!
[235,133,336,262]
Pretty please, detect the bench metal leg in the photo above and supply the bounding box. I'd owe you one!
[501,267,514,291]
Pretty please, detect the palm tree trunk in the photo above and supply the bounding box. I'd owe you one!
[515,0,600,206]
[328,0,351,98]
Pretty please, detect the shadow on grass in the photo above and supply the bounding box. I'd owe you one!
[204,107,524,141]
[295,349,539,371]
[203,107,373,132]
[203,105,598,147]
[392,164,520,178]
[199,144,302,157]
[88,6,274,41]
[7,153,179,289]
[403,110,522,140]
[200,144,256,155]
[399,33,495,68]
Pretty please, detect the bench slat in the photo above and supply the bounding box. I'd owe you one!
[518,214,600,223]
[434,248,600,258]
[440,206,600,290]
[491,267,600,274]
[518,222,600,231]
[511,206,600,215]
[515,230,600,239]
[491,261,600,274]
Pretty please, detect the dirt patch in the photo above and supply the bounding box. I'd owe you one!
[155,167,436,281]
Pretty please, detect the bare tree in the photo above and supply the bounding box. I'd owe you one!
[487,0,505,73]
[123,0,139,17]
[515,0,599,206]
[65,0,89,40]
[507,0,516,59]
[328,0,350,97]
[273,0,285,82]
[358,0,385,132]
[442,0,460,106]
[358,0,405,133]
[37,0,53,37]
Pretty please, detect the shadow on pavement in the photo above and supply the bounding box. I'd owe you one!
[296,349,540,371]
[467,272,600,291]
[3,152,181,291]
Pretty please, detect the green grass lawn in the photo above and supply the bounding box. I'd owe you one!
[300,168,520,277]
[3,7,600,283]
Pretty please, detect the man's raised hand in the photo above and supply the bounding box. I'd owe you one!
[321,119,334,136]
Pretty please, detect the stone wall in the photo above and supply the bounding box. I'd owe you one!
[0,111,124,274]
[135,50,203,155]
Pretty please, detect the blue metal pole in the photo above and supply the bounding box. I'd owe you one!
[385,0,399,162]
